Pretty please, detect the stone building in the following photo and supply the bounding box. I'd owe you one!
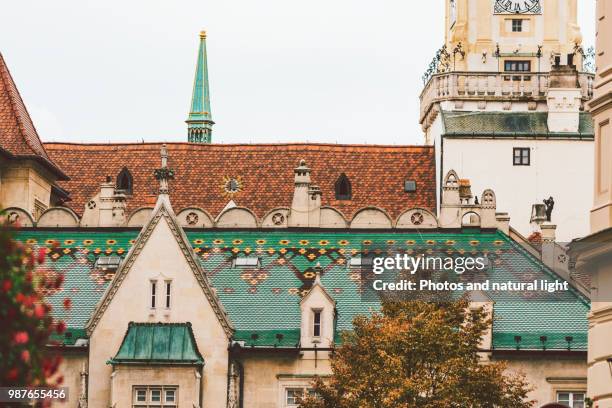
[0,41,594,407]
[421,0,595,242]
[570,0,612,407]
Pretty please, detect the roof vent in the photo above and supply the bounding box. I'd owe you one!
[233,257,260,268]
[95,255,122,271]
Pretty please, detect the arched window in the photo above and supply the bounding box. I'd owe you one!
[335,174,352,200]
[117,167,133,194]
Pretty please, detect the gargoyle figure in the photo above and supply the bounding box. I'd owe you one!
[543,196,555,222]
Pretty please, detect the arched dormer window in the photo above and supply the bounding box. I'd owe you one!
[117,167,133,195]
[335,174,352,200]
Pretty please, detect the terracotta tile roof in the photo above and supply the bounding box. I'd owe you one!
[0,53,67,179]
[43,142,435,219]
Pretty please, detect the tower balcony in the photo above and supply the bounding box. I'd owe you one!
[419,71,595,127]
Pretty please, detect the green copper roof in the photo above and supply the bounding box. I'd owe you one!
[187,32,213,143]
[442,111,594,138]
[110,323,203,365]
[15,229,589,351]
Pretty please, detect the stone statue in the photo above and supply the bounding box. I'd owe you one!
[543,197,555,222]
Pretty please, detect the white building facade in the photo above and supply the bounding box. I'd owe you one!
[421,0,595,242]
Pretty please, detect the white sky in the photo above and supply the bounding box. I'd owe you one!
[0,0,595,145]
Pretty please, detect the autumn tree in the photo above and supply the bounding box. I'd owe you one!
[0,215,64,387]
[300,300,533,408]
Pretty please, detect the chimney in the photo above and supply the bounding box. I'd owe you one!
[495,212,510,235]
[547,65,581,133]
[540,223,557,268]
[288,160,321,227]
[98,176,127,227]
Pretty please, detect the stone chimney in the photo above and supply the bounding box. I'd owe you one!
[289,160,321,227]
[98,176,127,227]
[547,65,582,133]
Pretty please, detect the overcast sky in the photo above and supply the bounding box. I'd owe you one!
[0,1,595,145]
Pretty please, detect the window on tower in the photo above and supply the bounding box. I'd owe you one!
[504,61,531,72]
[513,148,530,166]
[511,19,523,32]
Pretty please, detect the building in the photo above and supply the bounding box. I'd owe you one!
[569,0,612,406]
[0,27,594,408]
[421,0,595,242]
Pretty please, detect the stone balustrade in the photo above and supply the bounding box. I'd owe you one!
[420,71,595,124]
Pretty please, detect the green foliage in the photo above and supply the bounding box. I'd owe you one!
[300,300,533,408]
[0,215,64,387]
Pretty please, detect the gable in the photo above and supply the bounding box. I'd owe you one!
[85,202,233,338]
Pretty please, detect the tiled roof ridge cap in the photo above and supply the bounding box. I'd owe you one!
[43,141,433,152]
[0,53,50,160]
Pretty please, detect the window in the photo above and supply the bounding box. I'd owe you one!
[117,167,134,195]
[557,391,585,408]
[133,386,177,407]
[512,19,523,32]
[334,174,352,200]
[150,281,157,308]
[504,60,531,72]
[513,148,530,166]
[286,388,316,407]
[165,281,171,309]
[313,310,321,337]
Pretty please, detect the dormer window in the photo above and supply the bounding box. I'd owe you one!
[313,310,322,338]
[117,167,133,195]
[335,174,352,200]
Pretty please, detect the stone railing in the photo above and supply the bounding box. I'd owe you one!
[419,71,595,123]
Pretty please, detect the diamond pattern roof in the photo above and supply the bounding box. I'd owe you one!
[15,229,589,350]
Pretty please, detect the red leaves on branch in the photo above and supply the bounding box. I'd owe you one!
[0,214,70,387]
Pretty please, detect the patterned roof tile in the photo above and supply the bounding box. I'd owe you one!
[15,229,589,351]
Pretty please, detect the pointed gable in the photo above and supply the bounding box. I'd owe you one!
[0,53,67,179]
[86,198,233,337]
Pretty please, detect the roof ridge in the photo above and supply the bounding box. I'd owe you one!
[43,141,432,150]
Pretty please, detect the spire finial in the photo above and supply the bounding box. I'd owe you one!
[314,262,322,285]
[187,30,214,143]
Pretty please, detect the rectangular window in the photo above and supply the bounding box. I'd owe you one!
[133,386,177,408]
[557,391,585,408]
[165,281,171,309]
[285,388,315,407]
[504,60,531,72]
[313,310,321,337]
[150,281,157,308]
[513,148,530,166]
[512,19,523,32]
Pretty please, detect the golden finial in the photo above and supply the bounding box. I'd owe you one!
[199,30,207,39]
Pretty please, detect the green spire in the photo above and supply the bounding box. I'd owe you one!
[187,30,214,143]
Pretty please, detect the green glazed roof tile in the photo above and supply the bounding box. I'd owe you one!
[442,111,594,137]
[110,322,203,364]
[15,229,590,351]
